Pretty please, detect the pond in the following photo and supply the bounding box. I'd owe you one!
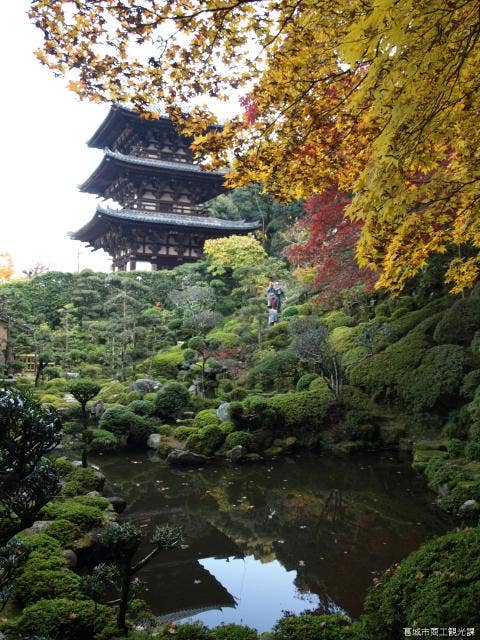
[94,451,453,632]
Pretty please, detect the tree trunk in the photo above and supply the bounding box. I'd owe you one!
[117,571,131,636]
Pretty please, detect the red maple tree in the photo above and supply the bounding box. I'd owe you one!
[285,186,377,304]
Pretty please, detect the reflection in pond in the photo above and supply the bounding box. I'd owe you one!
[95,451,453,632]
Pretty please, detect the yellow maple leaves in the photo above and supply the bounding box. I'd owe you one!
[28,0,480,292]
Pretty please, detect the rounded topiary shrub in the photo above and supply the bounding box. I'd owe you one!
[174,425,198,440]
[209,623,259,639]
[90,428,119,452]
[98,405,133,440]
[295,373,318,392]
[46,519,82,546]
[158,622,210,639]
[154,382,191,421]
[224,431,252,450]
[465,441,480,461]
[273,613,351,640]
[0,597,113,640]
[193,408,220,429]
[282,305,300,318]
[433,295,480,345]
[446,438,466,458]
[360,526,480,637]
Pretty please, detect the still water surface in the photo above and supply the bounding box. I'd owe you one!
[95,451,453,631]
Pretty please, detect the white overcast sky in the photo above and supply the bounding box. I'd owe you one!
[2,1,241,275]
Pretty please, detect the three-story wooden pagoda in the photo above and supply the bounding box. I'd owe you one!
[71,106,259,270]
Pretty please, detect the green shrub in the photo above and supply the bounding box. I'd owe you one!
[193,408,220,429]
[186,424,225,455]
[230,386,248,400]
[282,305,300,317]
[125,390,142,403]
[461,369,480,400]
[45,377,67,391]
[174,425,198,440]
[19,533,63,557]
[15,566,81,605]
[209,623,259,639]
[397,344,465,410]
[273,613,351,640]
[98,405,154,444]
[158,622,210,639]
[330,325,363,354]
[90,428,119,452]
[465,442,480,461]
[295,373,318,392]
[341,345,369,371]
[53,458,76,477]
[348,331,430,397]
[46,519,82,546]
[154,382,191,421]
[446,438,465,458]
[269,389,333,431]
[58,466,105,494]
[0,597,113,640]
[360,526,480,637]
[434,295,480,345]
[219,421,235,434]
[127,400,155,416]
[150,345,183,378]
[224,431,252,450]
[322,310,355,330]
[248,350,299,391]
[97,382,129,404]
[207,331,241,347]
[40,496,109,530]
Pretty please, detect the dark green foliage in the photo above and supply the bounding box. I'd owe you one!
[321,310,355,330]
[193,408,220,429]
[269,389,333,431]
[0,537,25,611]
[224,431,252,450]
[361,526,480,638]
[60,466,105,494]
[0,597,113,640]
[295,373,318,392]
[349,330,429,397]
[229,396,279,432]
[40,496,109,530]
[446,439,465,458]
[45,519,82,546]
[66,379,100,412]
[460,369,480,400]
[465,442,480,461]
[126,399,155,416]
[14,564,81,605]
[98,406,154,445]
[158,622,210,639]
[248,350,299,391]
[185,424,225,455]
[397,344,465,410]
[282,305,300,317]
[272,613,351,640]
[90,428,119,452]
[209,623,259,639]
[0,389,62,540]
[154,382,191,421]
[433,295,480,345]
[173,425,198,440]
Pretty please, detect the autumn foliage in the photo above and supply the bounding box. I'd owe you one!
[29,0,480,292]
[286,189,376,303]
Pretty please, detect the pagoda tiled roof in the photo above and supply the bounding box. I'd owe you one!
[104,149,227,176]
[80,149,226,195]
[70,206,260,242]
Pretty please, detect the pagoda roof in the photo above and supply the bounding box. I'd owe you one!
[87,104,222,149]
[71,206,260,243]
[80,149,227,195]
[87,105,174,149]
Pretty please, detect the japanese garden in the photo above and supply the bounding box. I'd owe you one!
[1,1,479,639]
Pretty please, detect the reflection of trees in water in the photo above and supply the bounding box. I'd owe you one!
[96,452,452,619]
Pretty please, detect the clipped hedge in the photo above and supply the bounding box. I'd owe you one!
[269,388,333,431]
[433,295,480,345]
[360,526,480,638]
[193,408,221,429]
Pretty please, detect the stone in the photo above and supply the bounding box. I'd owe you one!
[21,520,52,536]
[216,401,230,422]
[245,453,263,462]
[438,483,450,498]
[86,491,101,497]
[129,377,162,394]
[62,392,77,403]
[227,445,244,462]
[459,499,479,512]
[63,549,78,568]
[273,436,297,449]
[90,399,105,418]
[166,449,209,466]
[105,496,127,514]
[65,372,80,379]
[147,433,162,449]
